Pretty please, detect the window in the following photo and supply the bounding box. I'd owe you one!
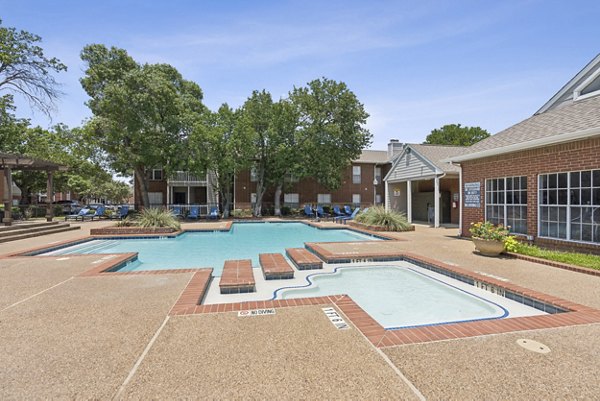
[250,167,258,182]
[317,194,331,204]
[250,193,257,204]
[352,165,361,184]
[375,167,382,183]
[148,192,163,206]
[375,194,382,204]
[150,169,163,181]
[352,194,361,205]
[284,193,299,206]
[485,176,527,234]
[539,170,600,243]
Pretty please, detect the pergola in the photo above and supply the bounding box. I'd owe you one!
[1,153,68,226]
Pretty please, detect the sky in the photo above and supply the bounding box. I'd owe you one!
[2,0,599,150]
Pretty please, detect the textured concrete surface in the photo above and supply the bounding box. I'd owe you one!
[121,306,420,400]
[0,255,99,309]
[0,273,191,399]
[385,323,600,400]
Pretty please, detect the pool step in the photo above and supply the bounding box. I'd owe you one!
[219,259,256,294]
[259,253,295,280]
[285,248,323,270]
[0,223,80,243]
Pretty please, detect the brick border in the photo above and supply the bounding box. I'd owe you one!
[170,252,600,347]
[508,252,600,277]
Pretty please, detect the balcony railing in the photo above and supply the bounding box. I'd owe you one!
[167,171,207,185]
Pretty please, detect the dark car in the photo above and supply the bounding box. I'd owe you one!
[53,200,81,214]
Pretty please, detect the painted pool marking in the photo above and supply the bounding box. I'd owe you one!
[237,308,276,317]
[322,307,350,330]
[475,271,509,282]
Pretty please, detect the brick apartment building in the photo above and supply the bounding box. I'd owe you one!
[447,54,600,252]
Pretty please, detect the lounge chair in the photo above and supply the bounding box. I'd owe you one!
[84,205,106,221]
[316,205,329,218]
[110,205,129,220]
[171,206,184,219]
[335,207,360,224]
[303,205,315,217]
[65,208,89,221]
[188,206,200,220]
[207,206,219,220]
[343,205,353,216]
[332,205,344,217]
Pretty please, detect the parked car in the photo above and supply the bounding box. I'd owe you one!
[53,200,81,215]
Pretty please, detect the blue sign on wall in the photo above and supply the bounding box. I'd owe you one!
[464,182,481,208]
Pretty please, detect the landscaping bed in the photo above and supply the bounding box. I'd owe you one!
[347,221,414,232]
[90,227,178,235]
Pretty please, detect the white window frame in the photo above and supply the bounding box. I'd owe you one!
[250,193,257,204]
[484,176,528,234]
[574,67,600,102]
[352,194,361,205]
[375,167,382,183]
[284,193,299,204]
[148,192,163,205]
[250,167,258,182]
[317,194,331,204]
[352,165,361,184]
[538,169,600,244]
[150,169,163,181]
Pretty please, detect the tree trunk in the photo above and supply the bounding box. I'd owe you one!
[221,191,232,218]
[253,164,267,217]
[134,166,150,208]
[273,183,282,216]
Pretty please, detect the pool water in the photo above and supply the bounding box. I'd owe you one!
[276,265,508,329]
[44,222,376,275]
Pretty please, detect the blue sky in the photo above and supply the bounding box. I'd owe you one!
[2,0,599,149]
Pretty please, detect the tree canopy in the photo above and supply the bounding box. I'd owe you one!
[0,19,67,116]
[424,124,490,146]
[80,44,205,207]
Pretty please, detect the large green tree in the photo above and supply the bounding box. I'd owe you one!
[289,78,372,189]
[424,124,490,146]
[80,44,205,207]
[0,19,66,116]
[188,104,253,218]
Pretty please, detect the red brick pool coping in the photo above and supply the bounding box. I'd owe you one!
[169,251,600,348]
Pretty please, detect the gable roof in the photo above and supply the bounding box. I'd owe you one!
[409,144,467,173]
[354,150,389,164]
[446,95,600,162]
[384,144,467,182]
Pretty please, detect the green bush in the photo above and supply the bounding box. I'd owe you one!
[231,209,253,218]
[135,208,180,230]
[354,206,411,231]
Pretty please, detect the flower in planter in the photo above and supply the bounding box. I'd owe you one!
[469,221,511,241]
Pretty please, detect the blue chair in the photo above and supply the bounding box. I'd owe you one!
[65,208,89,221]
[84,205,106,221]
[171,206,183,219]
[303,205,315,217]
[316,205,329,218]
[332,205,344,217]
[207,206,219,220]
[335,207,360,224]
[110,205,129,220]
[188,206,200,220]
[343,205,352,216]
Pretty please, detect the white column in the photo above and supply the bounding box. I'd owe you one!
[166,184,170,207]
[458,166,463,236]
[434,176,440,228]
[406,180,412,223]
[384,180,389,211]
[187,185,191,205]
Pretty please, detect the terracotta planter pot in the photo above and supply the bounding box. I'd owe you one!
[472,238,505,257]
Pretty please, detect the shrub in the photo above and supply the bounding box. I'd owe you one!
[231,209,253,218]
[354,206,411,231]
[135,208,180,230]
[115,217,135,227]
[469,221,510,241]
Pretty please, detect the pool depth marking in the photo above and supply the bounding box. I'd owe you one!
[322,307,350,330]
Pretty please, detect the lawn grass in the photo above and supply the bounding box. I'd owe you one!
[515,244,600,270]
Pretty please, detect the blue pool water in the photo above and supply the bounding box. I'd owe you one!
[276,265,507,329]
[44,222,376,275]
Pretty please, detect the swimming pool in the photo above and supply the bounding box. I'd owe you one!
[42,222,376,275]
[274,265,544,329]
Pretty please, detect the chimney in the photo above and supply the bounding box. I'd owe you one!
[387,139,403,159]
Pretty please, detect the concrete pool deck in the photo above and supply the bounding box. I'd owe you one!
[0,220,598,399]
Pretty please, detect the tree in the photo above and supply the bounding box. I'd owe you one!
[80,44,205,208]
[0,19,67,115]
[0,95,29,151]
[424,124,490,146]
[289,78,372,190]
[188,104,253,218]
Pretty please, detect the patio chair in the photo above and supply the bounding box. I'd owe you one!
[343,205,353,216]
[110,205,129,220]
[207,206,219,220]
[188,206,200,220]
[316,205,329,218]
[84,205,106,221]
[65,208,90,221]
[332,205,344,217]
[335,207,360,224]
[303,205,315,217]
[171,206,184,219]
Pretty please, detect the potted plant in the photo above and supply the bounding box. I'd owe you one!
[469,221,510,257]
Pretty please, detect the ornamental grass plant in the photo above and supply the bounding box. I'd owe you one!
[354,206,412,231]
[135,208,181,230]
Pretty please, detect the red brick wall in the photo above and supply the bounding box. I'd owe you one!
[461,137,600,250]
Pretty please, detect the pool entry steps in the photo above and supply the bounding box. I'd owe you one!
[259,253,294,280]
[219,259,256,294]
[286,248,323,270]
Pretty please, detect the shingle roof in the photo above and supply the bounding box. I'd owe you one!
[355,150,390,164]
[409,144,468,173]
[457,94,600,157]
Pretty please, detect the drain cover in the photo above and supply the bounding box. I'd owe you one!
[516,339,551,354]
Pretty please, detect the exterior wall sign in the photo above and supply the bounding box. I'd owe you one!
[464,182,481,208]
[238,308,276,317]
[322,307,350,330]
